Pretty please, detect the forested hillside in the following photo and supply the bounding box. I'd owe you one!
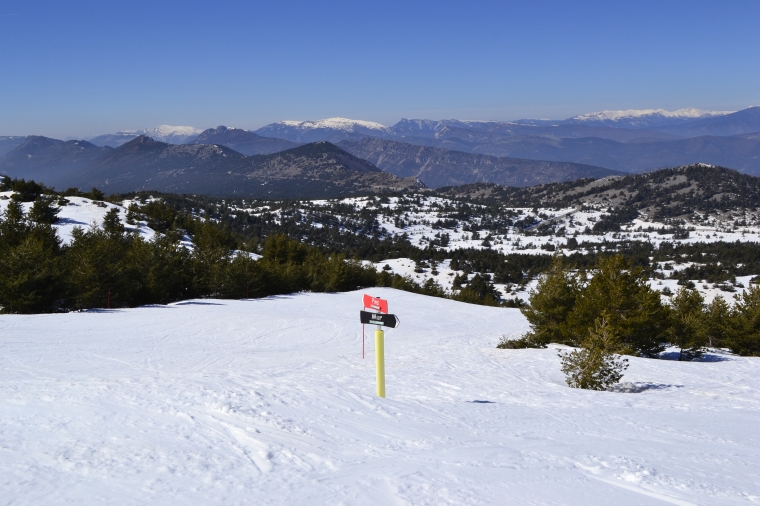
[4,163,760,356]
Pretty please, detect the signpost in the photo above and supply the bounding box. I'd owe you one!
[360,295,399,398]
[363,294,388,314]
[361,294,389,360]
[360,310,400,328]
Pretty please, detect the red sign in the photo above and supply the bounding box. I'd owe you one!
[363,294,388,313]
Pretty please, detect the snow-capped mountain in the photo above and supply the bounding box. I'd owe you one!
[255,117,393,143]
[88,125,203,147]
[567,108,733,129]
[129,125,203,143]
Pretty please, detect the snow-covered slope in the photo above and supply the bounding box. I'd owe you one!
[1,289,757,504]
[255,117,393,143]
[284,118,390,133]
[89,125,203,147]
[568,108,733,129]
[122,125,203,144]
[0,192,155,244]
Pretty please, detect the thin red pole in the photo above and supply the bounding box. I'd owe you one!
[362,323,365,359]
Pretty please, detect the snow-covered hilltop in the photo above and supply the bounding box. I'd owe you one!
[255,117,393,143]
[568,108,734,129]
[0,192,156,244]
[572,108,732,122]
[88,125,203,147]
[281,117,390,133]
[123,124,203,143]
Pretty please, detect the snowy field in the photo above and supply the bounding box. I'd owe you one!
[1,289,758,505]
[0,192,156,244]
[252,195,760,256]
[242,194,760,302]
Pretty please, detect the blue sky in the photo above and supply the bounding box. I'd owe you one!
[1,0,759,138]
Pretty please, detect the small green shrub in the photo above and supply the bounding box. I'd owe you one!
[559,318,629,391]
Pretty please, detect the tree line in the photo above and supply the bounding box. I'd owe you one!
[499,254,760,390]
[499,254,759,389]
[0,181,449,313]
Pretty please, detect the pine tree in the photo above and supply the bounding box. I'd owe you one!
[571,255,668,357]
[29,197,60,225]
[454,273,502,306]
[0,223,64,313]
[143,233,194,304]
[729,284,760,356]
[65,224,145,309]
[103,208,125,236]
[191,221,236,296]
[704,295,730,348]
[559,317,629,390]
[668,288,707,360]
[219,251,265,299]
[0,199,28,249]
[518,255,579,347]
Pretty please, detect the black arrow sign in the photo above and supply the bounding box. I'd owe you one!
[360,310,400,328]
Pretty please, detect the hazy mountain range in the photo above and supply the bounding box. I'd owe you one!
[193,126,302,155]
[337,138,621,188]
[255,118,392,143]
[2,106,759,197]
[87,125,204,147]
[564,108,732,129]
[255,108,760,175]
[252,107,760,142]
[0,136,420,198]
[0,132,618,196]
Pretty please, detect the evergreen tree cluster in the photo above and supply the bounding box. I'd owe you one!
[500,254,760,358]
[7,174,760,324]
[0,192,448,313]
[106,187,760,299]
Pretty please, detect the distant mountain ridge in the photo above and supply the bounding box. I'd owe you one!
[254,117,679,144]
[567,108,733,129]
[438,164,760,220]
[0,136,26,157]
[255,117,393,143]
[89,125,203,147]
[658,107,760,137]
[338,138,622,188]
[249,107,760,145]
[246,110,760,174]
[0,135,420,198]
[1,136,110,186]
[4,105,760,195]
[31,106,760,153]
[451,133,760,174]
[191,126,302,155]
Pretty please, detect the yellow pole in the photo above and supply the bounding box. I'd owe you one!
[375,328,385,398]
